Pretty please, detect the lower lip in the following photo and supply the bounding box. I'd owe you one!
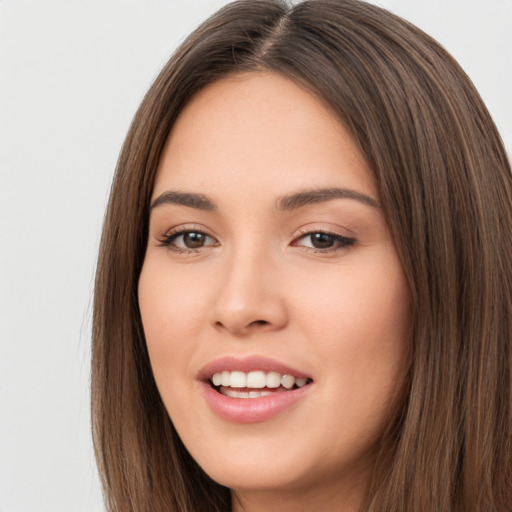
[199,382,312,424]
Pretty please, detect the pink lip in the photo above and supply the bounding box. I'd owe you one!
[197,356,313,424]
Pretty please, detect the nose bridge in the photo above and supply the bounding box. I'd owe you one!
[212,235,287,335]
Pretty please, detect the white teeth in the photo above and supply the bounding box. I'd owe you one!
[223,388,274,399]
[210,370,311,390]
[281,375,295,389]
[295,378,308,387]
[229,371,246,388]
[266,371,281,388]
[246,371,266,388]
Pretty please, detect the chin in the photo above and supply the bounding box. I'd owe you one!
[179,428,310,490]
[202,459,313,493]
[179,424,372,498]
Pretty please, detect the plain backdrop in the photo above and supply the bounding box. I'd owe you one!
[0,1,511,510]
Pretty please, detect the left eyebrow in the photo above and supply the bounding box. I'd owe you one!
[275,187,380,210]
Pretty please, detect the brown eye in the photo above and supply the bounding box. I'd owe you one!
[182,232,207,248]
[292,231,355,252]
[159,230,218,251]
[309,233,336,249]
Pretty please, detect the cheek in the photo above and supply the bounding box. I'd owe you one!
[292,251,409,341]
[138,258,223,442]
[290,251,410,404]
[138,252,211,339]
[138,258,203,394]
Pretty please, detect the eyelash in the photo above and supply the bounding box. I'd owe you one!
[158,227,218,254]
[292,229,356,253]
[157,228,356,254]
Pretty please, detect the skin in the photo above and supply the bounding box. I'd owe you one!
[138,72,411,512]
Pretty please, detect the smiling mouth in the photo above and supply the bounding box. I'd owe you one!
[209,370,313,399]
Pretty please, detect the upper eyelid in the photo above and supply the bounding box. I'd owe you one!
[159,223,216,237]
[293,230,355,243]
[155,225,355,246]
[294,224,355,239]
[157,229,219,253]
[155,224,217,246]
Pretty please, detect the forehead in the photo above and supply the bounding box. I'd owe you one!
[153,71,376,203]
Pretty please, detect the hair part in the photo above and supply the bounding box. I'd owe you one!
[92,1,512,510]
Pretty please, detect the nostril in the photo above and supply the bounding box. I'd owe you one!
[213,318,274,334]
[251,320,269,326]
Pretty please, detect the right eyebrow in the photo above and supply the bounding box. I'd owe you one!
[150,191,217,211]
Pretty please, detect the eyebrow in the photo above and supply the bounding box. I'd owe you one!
[150,187,380,212]
[151,191,217,211]
[275,187,380,210]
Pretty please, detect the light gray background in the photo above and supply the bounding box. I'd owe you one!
[1,1,511,510]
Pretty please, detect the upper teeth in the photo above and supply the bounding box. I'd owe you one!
[211,370,309,389]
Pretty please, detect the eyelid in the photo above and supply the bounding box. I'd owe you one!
[291,227,356,253]
[157,224,219,252]
[154,223,355,254]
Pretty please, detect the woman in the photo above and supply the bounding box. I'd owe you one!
[91,1,512,511]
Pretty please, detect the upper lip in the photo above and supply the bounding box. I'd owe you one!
[197,355,312,382]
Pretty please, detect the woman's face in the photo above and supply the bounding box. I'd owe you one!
[139,72,410,509]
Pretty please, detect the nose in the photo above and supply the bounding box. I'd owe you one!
[211,245,288,337]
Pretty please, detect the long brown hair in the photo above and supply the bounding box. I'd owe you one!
[92,1,512,510]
